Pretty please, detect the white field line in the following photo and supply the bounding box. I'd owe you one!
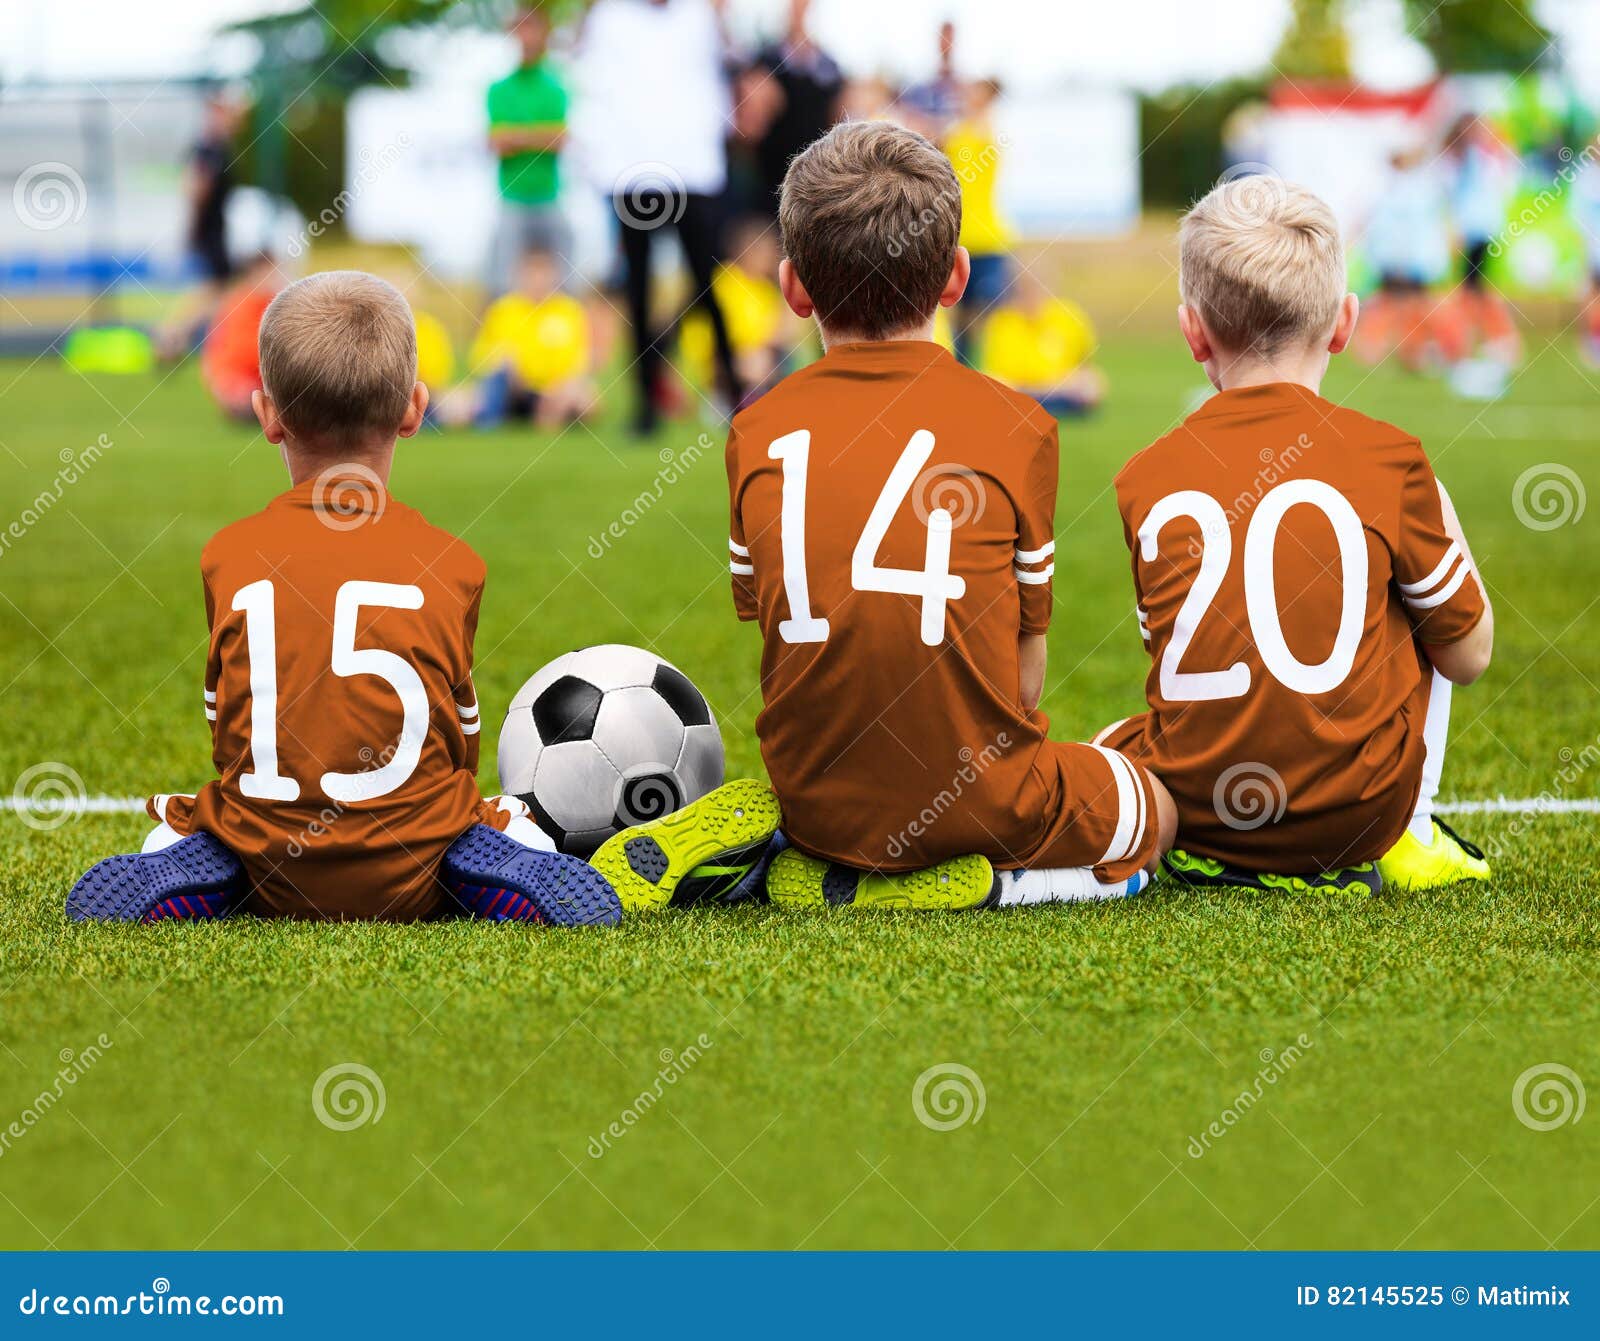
[1,795,1599,818]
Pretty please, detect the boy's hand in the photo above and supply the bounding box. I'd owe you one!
[1019,632,1047,713]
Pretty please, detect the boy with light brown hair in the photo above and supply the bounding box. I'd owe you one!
[68,271,621,925]
[1100,175,1494,894]
[729,120,1177,910]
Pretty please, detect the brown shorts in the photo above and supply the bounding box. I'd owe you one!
[1092,713,1418,872]
[1006,740,1163,882]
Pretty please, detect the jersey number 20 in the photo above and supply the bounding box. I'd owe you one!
[1138,481,1368,701]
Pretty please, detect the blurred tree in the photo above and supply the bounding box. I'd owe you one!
[1272,0,1352,79]
[1139,79,1270,209]
[226,0,558,225]
[1401,0,1550,73]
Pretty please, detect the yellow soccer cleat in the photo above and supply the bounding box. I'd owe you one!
[589,779,781,913]
[766,848,996,910]
[1377,819,1491,892]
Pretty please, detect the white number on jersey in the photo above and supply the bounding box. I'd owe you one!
[232,578,430,803]
[1138,481,1368,702]
[768,429,967,648]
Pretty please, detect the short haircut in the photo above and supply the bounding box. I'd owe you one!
[1179,177,1345,355]
[258,270,417,443]
[779,120,961,340]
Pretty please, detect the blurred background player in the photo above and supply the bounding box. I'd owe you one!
[579,0,743,434]
[1571,132,1600,366]
[486,5,572,298]
[1356,143,1457,370]
[155,91,248,360]
[978,270,1105,416]
[898,20,963,138]
[945,77,1014,364]
[199,251,283,420]
[736,0,843,221]
[678,219,801,401]
[461,246,595,429]
[1443,113,1520,364]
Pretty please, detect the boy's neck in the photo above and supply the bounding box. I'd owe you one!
[282,437,396,488]
[1209,345,1330,396]
[817,314,938,352]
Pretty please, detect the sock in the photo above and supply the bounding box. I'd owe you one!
[140,821,186,854]
[998,865,1148,906]
[488,795,558,853]
[1407,667,1453,847]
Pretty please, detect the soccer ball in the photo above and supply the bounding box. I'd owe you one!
[497,644,724,857]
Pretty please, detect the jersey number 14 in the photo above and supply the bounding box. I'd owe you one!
[768,428,965,647]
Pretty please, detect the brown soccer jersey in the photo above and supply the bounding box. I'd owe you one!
[151,475,509,920]
[727,339,1157,878]
[1108,381,1486,870]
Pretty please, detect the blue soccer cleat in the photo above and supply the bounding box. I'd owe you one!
[67,832,248,923]
[440,824,622,927]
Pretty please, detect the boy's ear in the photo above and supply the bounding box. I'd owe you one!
[937,245,971,309]
[778,258,814,320]
[1327,292,1359,355]
[253,389,285,444]
[1177,304,1214,365]
[397,381,429,439]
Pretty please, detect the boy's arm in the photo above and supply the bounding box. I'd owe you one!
[727,428,758,622]
[1019,632,1046,713]
[1014,417,1059,637]
[1422,479,1493,685]
[454,582,486,773]
[1394,451,1492,686]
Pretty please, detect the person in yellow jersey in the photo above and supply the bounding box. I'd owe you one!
[679,221,808,400]
[944,77,1014,364]
[413,308,456,394]
[465,247,596,428]
[978,270,1107,416]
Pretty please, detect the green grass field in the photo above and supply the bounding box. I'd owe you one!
[0,331,1596,1251]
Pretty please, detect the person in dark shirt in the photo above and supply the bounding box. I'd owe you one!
[742,0,843,219]
[157,93,246,360]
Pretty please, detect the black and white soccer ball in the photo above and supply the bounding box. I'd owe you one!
[497,644,724,857]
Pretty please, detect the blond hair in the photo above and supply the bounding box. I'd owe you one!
[779,120,961,339]
[259,270,417,443]
[1179,177,1345,355]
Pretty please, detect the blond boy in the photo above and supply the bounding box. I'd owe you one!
[1100,177,1494,893]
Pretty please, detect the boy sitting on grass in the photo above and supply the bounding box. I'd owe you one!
[726,121,1176,910]
[1098,177,1493,894]
[67,271,619,925]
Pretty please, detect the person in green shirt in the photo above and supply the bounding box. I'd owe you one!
[487,6,573,294]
